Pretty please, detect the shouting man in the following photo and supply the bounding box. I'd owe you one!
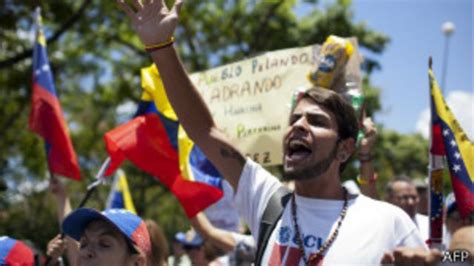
[117,0,426,264]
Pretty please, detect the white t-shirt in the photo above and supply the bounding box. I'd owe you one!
[235,159,426,265]
[414,213,429,242]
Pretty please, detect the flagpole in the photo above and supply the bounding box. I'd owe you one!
[34,7,60,265]
[33,6,53,181]
[427,57,444,249]
[76,157,111,208]
[33,6,62,187]
[34,4,64,227]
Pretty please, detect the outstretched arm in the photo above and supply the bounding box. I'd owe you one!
[49,177,72,223]
[118,0,245,189]
[190,212,236,252]
[49,178,79,265]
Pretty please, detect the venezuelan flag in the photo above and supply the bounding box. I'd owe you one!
[28,8,80,180]
[103,65,223,218]
[430,69,474,219]
[106,169,137,214]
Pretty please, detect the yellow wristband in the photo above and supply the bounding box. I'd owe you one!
[357,175,369,185]
[144,37,175,52]
[357,173,377,185]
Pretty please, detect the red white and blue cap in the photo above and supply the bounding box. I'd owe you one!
[0,236,35,265]
[62,208,151,255]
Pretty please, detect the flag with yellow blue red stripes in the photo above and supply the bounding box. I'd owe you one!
[103,65,223,218]
[429,69,474,220]
[29,7,80,180]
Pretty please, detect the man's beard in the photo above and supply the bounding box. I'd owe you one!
[283,143,338,181]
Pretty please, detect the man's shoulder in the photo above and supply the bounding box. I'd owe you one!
[239,158,282,188]
[350,195,418,238]
[241,158,271,177]
[234,158,283,239]
[354,194,409,217]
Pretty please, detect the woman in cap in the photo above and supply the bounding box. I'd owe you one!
[62,208,151,266]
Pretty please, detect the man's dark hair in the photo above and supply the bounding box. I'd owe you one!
[386,175,413,196]
[300,87,359,171]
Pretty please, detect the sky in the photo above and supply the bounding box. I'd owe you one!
[297,0,473,139]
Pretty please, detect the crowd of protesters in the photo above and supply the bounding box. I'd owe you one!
[2,1,473,265]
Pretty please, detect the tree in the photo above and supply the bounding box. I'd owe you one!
[2,0,422,252]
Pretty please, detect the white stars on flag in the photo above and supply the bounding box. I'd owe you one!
[441,124,469,184]
[453,164,461,173]
[35,64,50,77]
[454,152,461,160]
[450,139,457,147]
[42,64,50,72]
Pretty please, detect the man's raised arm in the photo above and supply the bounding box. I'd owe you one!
[117,0,245,189]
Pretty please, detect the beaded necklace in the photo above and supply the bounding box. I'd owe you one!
[291,187,348,266]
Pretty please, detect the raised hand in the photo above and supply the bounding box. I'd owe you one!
[47,234,67,263]
[117,0,183,46]
[359,116,377,154]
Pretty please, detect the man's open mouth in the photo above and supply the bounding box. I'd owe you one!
[287,139,312,161]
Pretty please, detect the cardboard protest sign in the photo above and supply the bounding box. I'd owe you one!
[143,39,362,166]
[189,45,321,165]
[143,44,320,166]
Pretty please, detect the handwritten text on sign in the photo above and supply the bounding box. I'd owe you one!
[190,45,319,165]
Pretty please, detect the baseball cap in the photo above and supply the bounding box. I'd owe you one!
[62,208,151,255]
[0,236,35,265]
[174,230,203,248]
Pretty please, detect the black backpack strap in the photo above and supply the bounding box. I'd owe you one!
[254,186,292,265]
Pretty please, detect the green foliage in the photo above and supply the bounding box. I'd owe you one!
[372,128,429,194]
[362,75,382,116]
[377,129,429,178]
[0,190,58,255]
[175,0,389,72]
[1,0,430,255]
